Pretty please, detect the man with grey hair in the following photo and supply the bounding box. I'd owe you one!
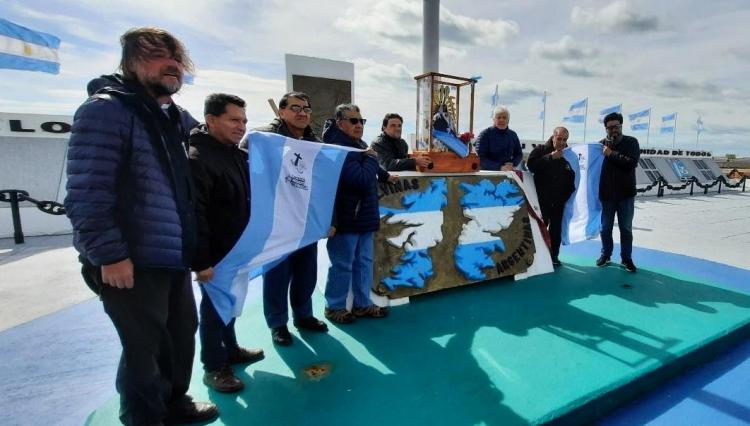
[65,27,217,425]
[321,104,396,324]
[476,105,523,171]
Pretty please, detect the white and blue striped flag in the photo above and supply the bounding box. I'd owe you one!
[539,91,547,120]
[561,144,604,245]
[598,104,622,123]
[563,98,587,123]
[204,131,359,324]
[697,116,704,134]
[628,108,651,131]
[0,19,60,74]
[490,84,499,118]
[660,113,676,134]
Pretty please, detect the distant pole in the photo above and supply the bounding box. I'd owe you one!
[541,90,546,141]
[646,108,651,147]
[672,113,677,149]
[582,97,588,143]
[423,0,439,73]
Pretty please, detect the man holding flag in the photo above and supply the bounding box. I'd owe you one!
[189,93,265,393]
[252,92,331,346]
[597,112,640,272]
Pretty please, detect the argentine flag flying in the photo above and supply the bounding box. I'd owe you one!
[598,104,622,123]
[563,98,587,123]
[628,108,651,131]
[0,19,60,74]
[561,144,604,245]
[660,113,676,134]
[204,131,358,324]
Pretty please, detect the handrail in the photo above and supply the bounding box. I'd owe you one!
[0,189,66,244]
[637,175,746,197]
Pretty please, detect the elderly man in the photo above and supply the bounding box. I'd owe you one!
[371,113,431,171]
[597,112,640,272]
[526,127,576,266]
[245,92,330,346]
[189,93,265,393]
[476,106,523,171]
[65,28,217,424]
[321,104,396,324]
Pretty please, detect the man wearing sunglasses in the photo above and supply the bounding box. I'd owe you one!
[321,104,397,324]
[597,112,640,272]
[246,91,330,346]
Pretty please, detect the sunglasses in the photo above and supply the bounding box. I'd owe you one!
[342,117,366,125]
[287,104,312,114]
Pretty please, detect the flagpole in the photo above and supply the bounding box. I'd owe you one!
[646,108,651,147]
[583,97,588,143]
[672,113,677,149]
[541,90,546,141]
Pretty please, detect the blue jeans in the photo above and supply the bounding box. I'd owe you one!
[199,286,238,372]
[600,197,635,261]
[262,243,317,328]
[325,232,374,310]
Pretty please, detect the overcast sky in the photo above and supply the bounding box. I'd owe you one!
[1,0,749,155]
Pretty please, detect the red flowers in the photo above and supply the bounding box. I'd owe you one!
[459,132,474,144]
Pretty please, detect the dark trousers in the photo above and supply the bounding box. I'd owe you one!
[600,197,635,261]
[540,201,565,258]
[262,243,318,328]
[83,265,198,426]
[199,286,238,371]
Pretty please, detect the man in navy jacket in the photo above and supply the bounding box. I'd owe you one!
[476,106,523,171]
[65,28,217,425]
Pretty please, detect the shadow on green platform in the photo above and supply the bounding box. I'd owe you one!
[86,256,750,426]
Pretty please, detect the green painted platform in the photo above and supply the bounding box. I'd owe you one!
[86,252,750,425]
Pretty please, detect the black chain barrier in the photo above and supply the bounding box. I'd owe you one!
[637,175,746,197]
[0,189,66,244]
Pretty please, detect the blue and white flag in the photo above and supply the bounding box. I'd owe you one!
[628,108,651,131]
[204,131,358,324]
[0,19,60,74]
[660,113,676,134]
[561,144,604,245]
[598,104,622,123]
[563,98,587,123]
[539,91,547,120]
[697,116,704,134]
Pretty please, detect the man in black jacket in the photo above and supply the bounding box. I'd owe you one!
[526,127,575,266]
[597,112,640,272]
[249,92,329,346]
[189,94,264,393]
[371,113,431,171]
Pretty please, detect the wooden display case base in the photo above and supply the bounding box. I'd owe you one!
[412,151,480,173]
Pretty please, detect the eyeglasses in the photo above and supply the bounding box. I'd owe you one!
[342,117,366,125]
[287,104,312,114]
[605,124,622,130]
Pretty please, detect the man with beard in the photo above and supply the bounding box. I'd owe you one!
[597,112,640,272]
[242,92,330,346]
[371,113,431,171]
[65,28,217,425]
[189,93,265,392]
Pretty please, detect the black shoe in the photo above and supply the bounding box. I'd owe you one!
[165,395,219,424]
[622,259,637,273]
[202,365,244,393]
[271,326,293,346]
[228,347,264,365]
[551,256,562,266]
[294,316,329,332]
[596,255,611,267]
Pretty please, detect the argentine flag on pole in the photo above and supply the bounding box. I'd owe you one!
[561,144,604,245]
[660,113,676,134]
[629,108,651,131]
[563,98,587,123]
[204,131,358,324]
[0,19,60,74]
[598,104,622,123]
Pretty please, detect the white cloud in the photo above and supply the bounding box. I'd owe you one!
[529,36,607,78]
[571,1,660,33]
[334,0,519,58]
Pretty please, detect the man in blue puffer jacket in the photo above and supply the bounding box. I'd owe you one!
[321,104,396,324]
[64,28,217,425]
